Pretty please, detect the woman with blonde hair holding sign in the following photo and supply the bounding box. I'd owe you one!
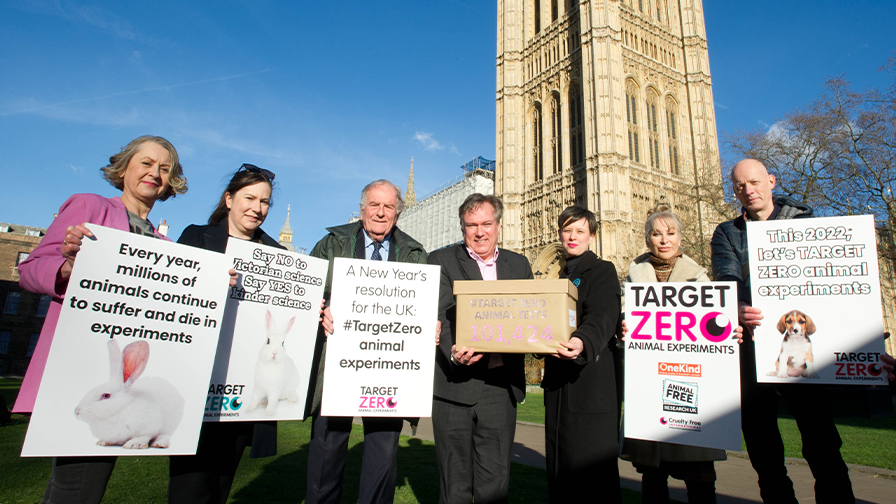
[620,204,727,504]
[15,135,187,504]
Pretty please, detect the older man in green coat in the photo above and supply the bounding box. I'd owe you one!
[304,179,427,504]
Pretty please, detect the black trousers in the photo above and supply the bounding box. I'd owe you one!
[168,422,253,504]
[432,383,517,504]
[740,342,854,504]
[305,414,402,504]
[544,390,621,504]
[42,456,117,504]
[638,461,717,504]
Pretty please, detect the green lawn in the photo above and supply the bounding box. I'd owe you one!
[5,377,892,503]
[519,388,896,471]
[517,394,547,424]
[1,379,648,504]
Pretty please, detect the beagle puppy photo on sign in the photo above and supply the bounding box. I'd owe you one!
[768,310,818,379]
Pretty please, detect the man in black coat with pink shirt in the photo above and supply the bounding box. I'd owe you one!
[428,193,532,504]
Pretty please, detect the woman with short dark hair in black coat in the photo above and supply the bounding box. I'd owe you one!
[168,164,282,504]
[542,205,622,504]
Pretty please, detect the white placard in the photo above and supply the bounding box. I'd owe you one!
[22,225,230,457]
[321,257,440,417]
[624,281,742,451]
[203,239,328,421]
[747,215,887,385]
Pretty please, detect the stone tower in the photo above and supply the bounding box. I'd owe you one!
[496,0,721,277]
[278,204,294,252]
[405,157,417,207]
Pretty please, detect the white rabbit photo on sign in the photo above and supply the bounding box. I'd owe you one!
[204,238,329,423]
[21,224,232,458]
[75,338,185,449]
[246,310,301,416]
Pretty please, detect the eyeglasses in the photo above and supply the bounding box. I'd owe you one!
[238,163,275,182]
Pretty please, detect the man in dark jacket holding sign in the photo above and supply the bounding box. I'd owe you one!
[304,179,427,504]
[711,158,855,503]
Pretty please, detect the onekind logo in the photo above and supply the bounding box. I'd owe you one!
[658,362,701,377]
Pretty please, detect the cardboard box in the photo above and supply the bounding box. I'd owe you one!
[452,279,578,353]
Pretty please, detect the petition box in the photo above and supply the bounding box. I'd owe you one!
[453,279,578,353]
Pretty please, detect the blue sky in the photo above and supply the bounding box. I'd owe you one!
[1,1,893,250]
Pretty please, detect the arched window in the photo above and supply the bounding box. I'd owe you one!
[533,103,544,181]
[666,97,680,175]
[534,0,541,34]
[569,83,585,167]
[656,0,663,23]
[646,90,660,170]
[550,93,562,174]
[626,81,640,164]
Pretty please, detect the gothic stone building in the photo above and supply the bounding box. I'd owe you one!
[0,222,50,376]
[496,0,721,276]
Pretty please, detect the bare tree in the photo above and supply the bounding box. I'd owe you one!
[727,58,896,265]
[676,143,740,267]
[726,55,896,336]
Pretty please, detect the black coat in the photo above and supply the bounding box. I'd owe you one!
[177,221,282,458]
[542,251,622,503]
[428,244,532,405]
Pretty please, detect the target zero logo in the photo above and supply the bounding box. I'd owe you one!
[628,284,735,343]
[630,311,732,342]
[834,352,885,381]
[205,383,246,415]
[358,385,399,411]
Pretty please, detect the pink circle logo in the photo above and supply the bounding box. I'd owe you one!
[700,312,732,343]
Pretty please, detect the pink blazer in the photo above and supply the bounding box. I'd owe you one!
[13,194,170,412]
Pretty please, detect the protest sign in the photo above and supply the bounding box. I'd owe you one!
[22,225,230,457]
[747,215,887,384]
[624,281,741,451]
[203,238,327,421]
[321,257,439,417]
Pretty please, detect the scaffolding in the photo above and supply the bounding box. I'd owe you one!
[461,156,495,174]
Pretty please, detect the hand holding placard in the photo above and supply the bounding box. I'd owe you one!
[205,239,328,422]
[60,223,94,278]
[23,224,231,457]
[747,215,887,385]
[624,281,741,451]
[322,258,439,417]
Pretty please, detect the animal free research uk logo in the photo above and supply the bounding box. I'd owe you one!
[662,379,698,414]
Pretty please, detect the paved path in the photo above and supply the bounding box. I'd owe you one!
[398,418,896,503]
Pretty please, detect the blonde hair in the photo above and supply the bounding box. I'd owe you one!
[101,136,187,201]
[644,203,681,247]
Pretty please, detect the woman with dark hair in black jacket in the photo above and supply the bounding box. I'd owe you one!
[168,163,282,504]
[543,205,622,504]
